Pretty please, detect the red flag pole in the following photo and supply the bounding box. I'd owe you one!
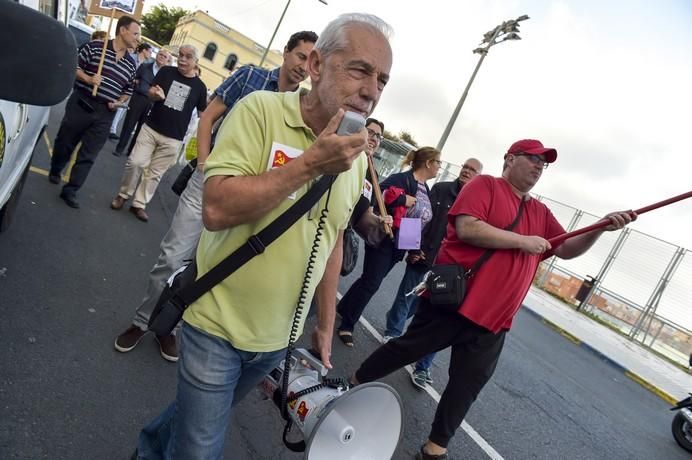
[548,190,692,247]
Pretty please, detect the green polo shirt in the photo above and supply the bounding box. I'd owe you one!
[183,90,366,352]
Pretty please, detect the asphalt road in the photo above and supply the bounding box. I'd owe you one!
[0,103,686,459]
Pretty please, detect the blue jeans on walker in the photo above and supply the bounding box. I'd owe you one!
[384,264,426,337]
[415,352,436,372]
[136,322,286,460]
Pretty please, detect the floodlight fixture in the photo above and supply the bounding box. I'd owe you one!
[436,14,530,151]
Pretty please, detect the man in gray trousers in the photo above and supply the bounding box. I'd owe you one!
[113,30,318,361]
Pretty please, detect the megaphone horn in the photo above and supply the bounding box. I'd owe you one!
[260,348,404,459]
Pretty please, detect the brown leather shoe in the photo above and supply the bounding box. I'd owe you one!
[110,195,126,210]
[156,334,178,362]
[130,206,149,222]
[114,325,148,353]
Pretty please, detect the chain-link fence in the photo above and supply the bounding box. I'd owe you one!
[534,195,691,367]
[373,153,691,368]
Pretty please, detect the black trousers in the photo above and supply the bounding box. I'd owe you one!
[337,238,403,332]
[355,299,506,448]
[114,92,151,155]
[50,91,115,196]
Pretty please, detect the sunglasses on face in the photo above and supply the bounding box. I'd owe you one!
[513,153,549,169]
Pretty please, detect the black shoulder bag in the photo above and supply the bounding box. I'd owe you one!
[426,198,526,311]
[148,174,337,336]
[171,158,197,196]
[340,225,359,276]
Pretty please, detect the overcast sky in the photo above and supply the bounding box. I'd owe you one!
[153,0,692,250]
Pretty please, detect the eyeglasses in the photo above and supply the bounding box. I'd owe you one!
[366,128,383,142]
[432,159,443,166]
[513,153,549,169]
[461,163,479,174]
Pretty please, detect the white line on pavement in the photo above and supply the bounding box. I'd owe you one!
[336,292,504,459]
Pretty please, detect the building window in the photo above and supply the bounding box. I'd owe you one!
[224,53,238,71]
[39,0,57,18]
[203,43,217,61]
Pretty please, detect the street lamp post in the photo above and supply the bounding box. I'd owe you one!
[436,14,530,152]
[258,0,328,67]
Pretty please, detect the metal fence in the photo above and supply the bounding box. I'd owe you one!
[374,153,691,367]
[534,195,692,367]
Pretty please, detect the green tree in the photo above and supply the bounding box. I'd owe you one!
[399,130,419,147]
[140,5,190,45]
[383,129,400,142]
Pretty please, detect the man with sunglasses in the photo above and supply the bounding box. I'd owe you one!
[350,138,636,460]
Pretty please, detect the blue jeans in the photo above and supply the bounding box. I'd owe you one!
[137,322,286,459]
[415,352,436,372]
[384,264,426,337]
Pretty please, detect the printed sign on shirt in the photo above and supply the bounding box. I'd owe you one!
[362,178,373,201]
[164,81,191,111]
[267,141,304,199]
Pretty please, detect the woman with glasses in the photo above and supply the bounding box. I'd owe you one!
[337,146,442,347]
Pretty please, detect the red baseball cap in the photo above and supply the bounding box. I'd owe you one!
[506,139,557,163]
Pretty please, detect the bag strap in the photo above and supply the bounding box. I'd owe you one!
[465,197,526,277]
[176,174,338,304]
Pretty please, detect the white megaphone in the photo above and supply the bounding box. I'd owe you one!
[259,348,404,459]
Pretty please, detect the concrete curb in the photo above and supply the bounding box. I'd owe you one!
[521,306,679,406]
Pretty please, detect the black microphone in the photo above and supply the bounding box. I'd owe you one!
[0,1,78,106]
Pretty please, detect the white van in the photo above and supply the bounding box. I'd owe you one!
[0,101,49,231]
[0,0,74,232]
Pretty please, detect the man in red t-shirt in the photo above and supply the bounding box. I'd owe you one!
[350,139,636,460]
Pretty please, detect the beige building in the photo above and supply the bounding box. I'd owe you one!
[169,10,284,90]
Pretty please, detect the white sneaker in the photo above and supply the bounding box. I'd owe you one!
[382,335,394,344]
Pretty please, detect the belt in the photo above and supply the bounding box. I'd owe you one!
[76,89,111,105]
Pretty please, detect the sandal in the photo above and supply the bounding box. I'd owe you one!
[337,330,354,347]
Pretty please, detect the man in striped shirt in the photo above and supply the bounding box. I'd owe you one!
[49,15,140,209]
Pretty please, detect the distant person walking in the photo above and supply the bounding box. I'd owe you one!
[112,48,171,157]
[109,43,153,141]
[49,15,140,209]
[110,45,207,223]
[337,146,442,347]
[383,158,483,389]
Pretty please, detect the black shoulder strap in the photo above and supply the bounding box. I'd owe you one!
[465,197,526,277]
[177,174,337,304]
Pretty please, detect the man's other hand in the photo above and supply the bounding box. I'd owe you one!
[311,325,333,370]
[602,210,636,231]
[151,85,165,101]
[520,235,552,255]
[90,74,102,87]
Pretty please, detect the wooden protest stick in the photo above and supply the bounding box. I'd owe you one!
[548,190,692,247]
[366,155,394,239]
[91,8,116,96]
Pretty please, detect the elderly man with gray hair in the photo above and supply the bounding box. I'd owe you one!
[111,44,207,222]
[132,13,393,459]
